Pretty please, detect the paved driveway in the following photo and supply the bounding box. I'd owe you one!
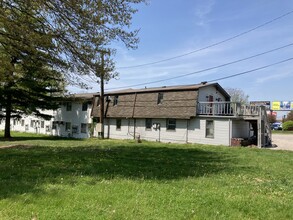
[270,134,293,151]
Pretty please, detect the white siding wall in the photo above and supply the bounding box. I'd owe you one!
[0,110,54,135]
[0,102,93,139]
[103,117,231,146]
[198,86,227,102]
[104,118,130,140]
[187,118,231,146]
[53,102,92,138]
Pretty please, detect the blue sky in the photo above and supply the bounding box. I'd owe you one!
[71,0,293,107]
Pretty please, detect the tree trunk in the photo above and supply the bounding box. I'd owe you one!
[4,93,12,139]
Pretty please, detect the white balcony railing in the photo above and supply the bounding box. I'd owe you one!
[197,102,260,117]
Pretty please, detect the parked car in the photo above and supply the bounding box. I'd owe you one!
[271,122,282,130]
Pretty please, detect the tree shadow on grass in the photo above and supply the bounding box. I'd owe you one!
[0,144,246,198]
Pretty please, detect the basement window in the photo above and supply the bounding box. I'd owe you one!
[206,120,214,138]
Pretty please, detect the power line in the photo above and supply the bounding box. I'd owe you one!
[117,10,293,69]
[208,57,293,83]
[105,42,293,90]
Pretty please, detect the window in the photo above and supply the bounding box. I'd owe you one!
[145,118,152,130]
[166,119,176,130]
[30,120,34,128]
[21,120,25,126]
[206,120,214,138]
[116,119,121,130]
[113,95,119,106]
[157,92,164,104]
[82,102,88,111]
[41,121,45,128]
[81,123,87,133]
[72,125,78,134]
[46,125,50,132]
[66,102,72,111]
[52,121,57,130]
[65,122,71,131]
[96,97,100,106]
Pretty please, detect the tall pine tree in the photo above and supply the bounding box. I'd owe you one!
[0,1,66,138]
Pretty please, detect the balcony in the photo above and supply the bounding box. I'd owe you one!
[197,102,260,118]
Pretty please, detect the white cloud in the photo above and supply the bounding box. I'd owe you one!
[256,70,293,84]
[194,0,215,26]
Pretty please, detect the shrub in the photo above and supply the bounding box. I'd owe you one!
[282,120,293,131]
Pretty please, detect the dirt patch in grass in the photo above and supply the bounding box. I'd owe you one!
[0,144,33,149]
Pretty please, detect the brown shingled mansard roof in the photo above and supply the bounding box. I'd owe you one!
[91,82,230,119]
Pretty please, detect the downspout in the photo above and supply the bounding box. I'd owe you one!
[186,119,189,143]
[104,97,110,139]
[134,119,136,140]
[132,93,137,139]
[107,118,110,139]
[229,119,232,146]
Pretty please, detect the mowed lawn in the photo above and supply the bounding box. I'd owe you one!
[0,132,292,219]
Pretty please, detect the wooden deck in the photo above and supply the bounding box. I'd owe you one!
[197,102,272,147]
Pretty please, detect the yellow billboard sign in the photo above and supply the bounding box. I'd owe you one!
[272,101,280,111]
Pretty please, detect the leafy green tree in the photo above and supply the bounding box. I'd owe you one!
[285,111,293,121]
[0,0,145,138]
[282,120,293,131]
[267,113,277,124]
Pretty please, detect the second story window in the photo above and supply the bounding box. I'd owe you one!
[157,92,163,104]
[113,95,119,106]
[66,102,72,111]
[82,102,88,111]
[96,97,100,106]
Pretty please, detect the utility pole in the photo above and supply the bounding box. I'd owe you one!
[99,51,105,139]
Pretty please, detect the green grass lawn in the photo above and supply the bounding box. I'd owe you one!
[0,132,292,219]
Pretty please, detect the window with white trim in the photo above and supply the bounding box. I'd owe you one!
[166,119,176,130]
[81,123,87,133]
[206,120,214,138]
[116,119,121,130]
[65,122,71,131]
[145,118,152,130]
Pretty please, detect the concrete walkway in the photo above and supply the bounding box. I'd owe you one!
[269,134,293,151]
